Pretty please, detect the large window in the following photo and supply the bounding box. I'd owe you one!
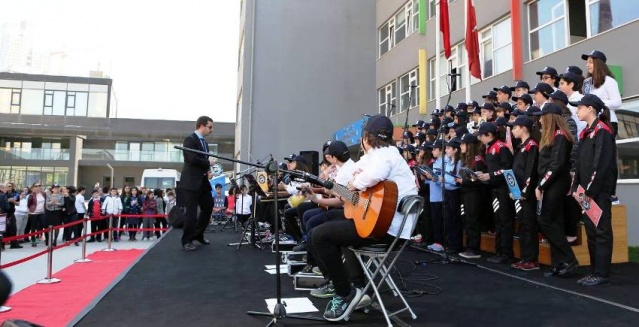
[428,44,466,99]
[378,82,397,116]
[615,99,639,179]
[378,0,419,57]
[0,88,21,113]
[587,0,639,36]
[479,17,512,79]
[0,165,68,188]
[528,0,567,60]
[399,68,419,113]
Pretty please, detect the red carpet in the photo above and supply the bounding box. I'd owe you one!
[1,249,144,327]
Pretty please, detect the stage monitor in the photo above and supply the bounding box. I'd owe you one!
[299,150,319,176]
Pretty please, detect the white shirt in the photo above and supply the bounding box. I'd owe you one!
[236,194,252,215]
[16,196,28,215]
[585,76,622,123]
[352,146,418,239]
[102,195,123,214]
[334,159,357,186]
[34,193,45,214]
[567,91,586,137]
[75,193,86,214]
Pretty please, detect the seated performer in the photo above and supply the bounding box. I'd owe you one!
[309,114,417,322]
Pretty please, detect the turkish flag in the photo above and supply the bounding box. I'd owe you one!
[465,0,482,79]
[440,0,451,58]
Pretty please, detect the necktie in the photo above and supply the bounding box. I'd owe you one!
[200,138,209,153]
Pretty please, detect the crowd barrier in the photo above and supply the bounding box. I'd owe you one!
[0,213,169,313]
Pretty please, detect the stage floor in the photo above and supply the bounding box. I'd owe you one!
[75,229,639,327]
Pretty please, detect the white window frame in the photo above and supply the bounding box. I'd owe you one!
[378,19,394,57]
[585,0,639,37]
[428,0,436,20]
[399,68,419,113]
[437,43,466,98]
[527,0,569,60]
[428,58,436,101]
[379,0,419,57]
[378,81,397,116]
[477,16,512,80]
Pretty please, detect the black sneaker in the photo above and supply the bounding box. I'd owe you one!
[323,287,363,322]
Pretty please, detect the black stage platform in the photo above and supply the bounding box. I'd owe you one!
[75,230,639,326]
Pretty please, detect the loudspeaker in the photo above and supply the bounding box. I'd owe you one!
[299,150,319,176]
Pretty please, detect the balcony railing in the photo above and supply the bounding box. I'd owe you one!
[0,148,70,161]
[81,149,192,162]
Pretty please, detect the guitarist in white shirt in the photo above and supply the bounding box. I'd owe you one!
[309,115,418,322]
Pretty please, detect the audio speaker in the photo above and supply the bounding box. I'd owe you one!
[299,150,319,176]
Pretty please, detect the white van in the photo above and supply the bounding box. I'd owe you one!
[141,168,181,189]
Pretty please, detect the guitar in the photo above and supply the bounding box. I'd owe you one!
[294,172,398,239]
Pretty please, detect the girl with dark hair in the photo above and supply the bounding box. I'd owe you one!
[582,50,621,135]
[572,94,617,286]
[457,134,487,259]
[534,103,578,278]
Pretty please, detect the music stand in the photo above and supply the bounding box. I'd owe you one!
[235,174,265,250]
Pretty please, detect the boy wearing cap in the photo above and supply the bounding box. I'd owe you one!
[511,81,530,98]
[530,82,554,108]
[494,85,512,104]
[559,72,586,136]
[309,114,417,321]
[476,122,516,264]
[508,116,540,271]
[536,66,559,88]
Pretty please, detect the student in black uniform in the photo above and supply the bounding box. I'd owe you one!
[533,103,578,277]
[476,123,515,264]
[507,116,540,271]
[571,94,617,286]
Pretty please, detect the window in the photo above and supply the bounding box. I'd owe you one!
[379,20,394,57]
[479,17,513,79]
[43,90,65,116]
[528,0,567,60]
[378,0,420,57]
[399,68,419,112]
[378,82,397,116]
[429,44,466,99]
[428,0,436,19]
[587,0,639,36]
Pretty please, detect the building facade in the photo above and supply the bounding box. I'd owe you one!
[0,72,235,189]
[235,0,377,169]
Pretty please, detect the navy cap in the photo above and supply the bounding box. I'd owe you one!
[512,93,533,105]
[460,133,479,144]
[534,103,563,116]
[472,106,482,115]
[526,106,541,116]
[416,142,427,151]
[536,66,558,77]
[482,90,498,99]
[403,144,416,154]
[420,121,430,129]
[426,139,444,149]
[467,100,479,109]
[565,65,583,76]
[284,153,297,161]
[403,130,414,139]
[510,80,530,91]
[325,140,349,157]
[430,117,441,127]
[455,110,468,120]
[412,120,425,127]
[441,117,454,129]
[444,105,456,113]
[507,115,534,129]
[569,94,606,110]
[530,82,554,97]
[495,116,509,127]
[493,85,512,95]
[415,132,426,141]
[278,162,288,170]
[559,71,582,84]
[549,90,569,105]
[321,140,332,153]
[51,183,60,188]
[292,155,308,165]
[363,114,394,139]
[426,128,438,136]
[457,102,467,110]
[478,122,498,135]
[481,102,495,111]
[455,126,469,136]
[581,50,607,63]
[496,102,512,113]
[431,109,440,116]
[510,109,527,117]
[446,139,462,149]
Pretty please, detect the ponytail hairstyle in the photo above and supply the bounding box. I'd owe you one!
[597,105,612,128]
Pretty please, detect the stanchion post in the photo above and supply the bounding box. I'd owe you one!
[0,215,9,312]
[102,215,116,252]
[36,225,61,284]
[75,218,92,263]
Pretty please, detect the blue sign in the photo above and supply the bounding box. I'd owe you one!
[502,169,521,200]
[334,117,368,147]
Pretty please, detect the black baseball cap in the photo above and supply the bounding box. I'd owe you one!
[444,105,456,113]
[412,120,425,127]
[569,94,606,110]
[51,184,60,188]
[534,103,563,116]
[512,93,533,105]
[510,80,530,91]
[415,132,426,141]
[284,153,296,161]
[482,90,498,99]
[481,102,495,111]
[496,102,512,113]
[565,65,583,76]
[455,110,468,120]
[510,109,527,117]
[455,126,469,136]
[581,50,607,63]
[403,130,414,139]
[536,66,558,78]
[403,144,416,154]
[549,90,569,105]
[493,85,512,96]
[507,115,534,129]
[559,71,581,84]
[530,82,554,98]
[363,114,394,140]
[446,139,461,149]
[416,142,427,151]
[431,109,441,116]
[457,102,467,110]
[292,155,308,165]
[430,117,441,125]
[426,128,438,136]
[526,106,541,116]
[426,139,444,149]
[467,100,479,109]
[460,133,478,144]
[478,122,498,135]
[495,116,509,127]
[324,140,349,157]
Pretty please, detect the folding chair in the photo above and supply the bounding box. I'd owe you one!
[348,194,425,326]
[218,211,238,232]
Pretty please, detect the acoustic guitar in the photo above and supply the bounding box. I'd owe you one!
[295,173,398,239]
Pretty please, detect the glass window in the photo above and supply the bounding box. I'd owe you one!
[379,1,420,57]
[428,0,436,19]
[87,92,108,117]
[74,92,88,116]
[379,21,391,57]
[588,0,639,36]
[0,88,10,113]
[399,68,419,113]
[437,44,465,97]
[395,10,406,45]
[479,17,512,79]
[529,0,567,60]
[20,89,44,115]
[378,81,397,116]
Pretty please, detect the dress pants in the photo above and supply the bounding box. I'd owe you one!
[516,198,539,262]
[181,180,214,245]
[584,193,613,278]
[492,187,515,257]
[537,176,576,267]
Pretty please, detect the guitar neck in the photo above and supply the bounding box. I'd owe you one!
[330,182,357,203]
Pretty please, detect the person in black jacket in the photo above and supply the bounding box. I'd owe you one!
[533,103,578,277]
[179,116,216,251]
[476,123,515,264]
[571,94,617,286]
[508,116,540,271]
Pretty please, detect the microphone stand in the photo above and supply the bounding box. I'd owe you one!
[400,83,417,147]
[174,146,324,326]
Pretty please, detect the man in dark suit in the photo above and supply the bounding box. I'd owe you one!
[180,116,216,251]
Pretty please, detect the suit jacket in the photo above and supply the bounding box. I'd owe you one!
[180,133,213,192]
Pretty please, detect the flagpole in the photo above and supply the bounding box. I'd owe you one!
[464,0,472,102]
[435,0,441,110]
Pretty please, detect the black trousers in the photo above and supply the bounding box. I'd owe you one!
[444,190,462,252]
[462,190,482,253]
[516,198,539,262]
[283,207,303,242]
[492,187,515,257]
[537,176,576,266]
[181,182,214,245]
[564,195,582,237]
[430,202,443,245]
[415,193,432,243]
[584,193,613,278]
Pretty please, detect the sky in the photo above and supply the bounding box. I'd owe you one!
[0,0,240,122]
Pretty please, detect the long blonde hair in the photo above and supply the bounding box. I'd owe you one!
[539,113,574,150]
